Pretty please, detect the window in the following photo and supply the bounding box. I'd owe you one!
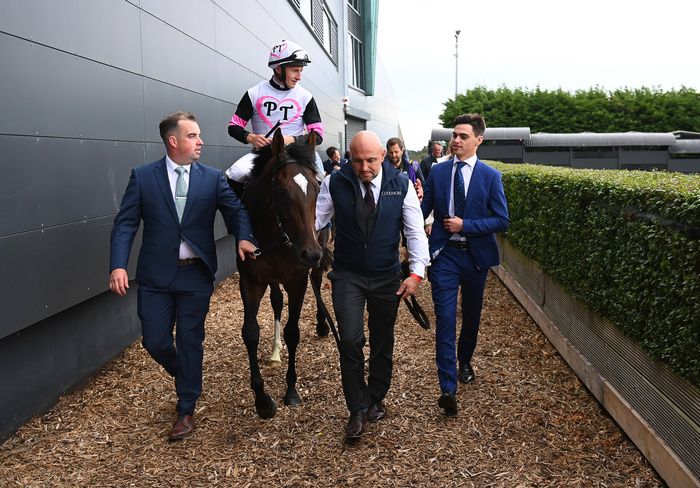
[322,6,332,55]
[348,0,361,13]
[349,35,365,90]
[288,0,338,64]
[347,1,365,90]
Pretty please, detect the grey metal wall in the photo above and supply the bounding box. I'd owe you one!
[0,0,396,441]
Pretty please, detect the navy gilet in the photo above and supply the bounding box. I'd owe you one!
[329,161,408,277]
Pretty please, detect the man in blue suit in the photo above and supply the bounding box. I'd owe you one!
[109,111,258,441]
[421,114,509,416]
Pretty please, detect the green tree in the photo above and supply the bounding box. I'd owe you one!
[440,86,700,132]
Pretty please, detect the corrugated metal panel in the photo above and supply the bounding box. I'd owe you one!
[673,130,700,140]
[670,139,700,154]
[527,132,677,147]
[345,115,366,150]
[431,127,531,142]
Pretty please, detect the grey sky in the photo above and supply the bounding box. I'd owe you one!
[377,0,700,150]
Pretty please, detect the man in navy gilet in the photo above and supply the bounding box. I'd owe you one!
[316,131,429,444]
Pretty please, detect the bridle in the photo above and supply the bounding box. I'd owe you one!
[269,157,317,250]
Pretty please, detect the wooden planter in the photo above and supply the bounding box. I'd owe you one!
[494,236,700,488]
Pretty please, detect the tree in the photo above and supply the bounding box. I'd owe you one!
[440,86,700,133]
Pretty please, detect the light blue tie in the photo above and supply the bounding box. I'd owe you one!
[453,161,466,217]
[174,166,188,222]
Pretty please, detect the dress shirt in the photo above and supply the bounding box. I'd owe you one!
[449,154,477,241]
[315,168,430,277]
[166,156,198,260]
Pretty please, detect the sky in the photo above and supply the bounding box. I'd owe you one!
[376,0,700,150]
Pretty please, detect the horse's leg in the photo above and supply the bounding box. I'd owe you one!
[240,278,277,419]
[281,273,309,406]
[310,266,329,338]
[313,227,332,337]
[269,283,284,366]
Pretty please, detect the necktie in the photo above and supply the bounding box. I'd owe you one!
[363,181,375,213]
[453,161,466,217]
[175,166,188,222]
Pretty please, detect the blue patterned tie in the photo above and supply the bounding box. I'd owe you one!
[453,161,466,217]
[174,166,188,222]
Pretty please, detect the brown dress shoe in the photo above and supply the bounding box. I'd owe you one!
[168,414,195,441]
[345,410,367,444]
[367,402,386,422]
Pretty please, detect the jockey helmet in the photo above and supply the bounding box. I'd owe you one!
[268,40,311,69]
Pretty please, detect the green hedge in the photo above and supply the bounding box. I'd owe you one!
[490,162,700,386]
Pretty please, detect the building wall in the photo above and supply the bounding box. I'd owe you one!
[0,0,400,440]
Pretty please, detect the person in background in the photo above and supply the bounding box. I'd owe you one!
[109,111,258,441]
[424,137,453,235]
[385,137,425,200]
[316,130,429,444]
[420,141,444,181]
[323,146,345,176]
[421,113,509,417]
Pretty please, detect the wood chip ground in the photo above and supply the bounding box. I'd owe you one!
[0,273,664,487]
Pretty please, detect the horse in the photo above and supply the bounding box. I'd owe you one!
[236,128,325,419]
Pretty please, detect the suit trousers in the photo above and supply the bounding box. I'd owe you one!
[429,245,488,395]
[137,261,214,416]
[330,269,402,413]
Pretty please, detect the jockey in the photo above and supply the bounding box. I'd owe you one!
[226,40,325,184]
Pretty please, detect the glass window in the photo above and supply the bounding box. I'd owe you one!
[298,0,312,23]
[350,34,365,90]
[322,7,332,55]
[288,0,338,64]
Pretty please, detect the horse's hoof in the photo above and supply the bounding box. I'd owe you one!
[268,359,282,368]
[284,391,302,406]
[316,324,329,338]
[256,396,278,419]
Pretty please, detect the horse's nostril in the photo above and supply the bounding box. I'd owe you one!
[301,248,322,267]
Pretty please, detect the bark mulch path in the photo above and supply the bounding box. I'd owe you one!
[0,273,663,487]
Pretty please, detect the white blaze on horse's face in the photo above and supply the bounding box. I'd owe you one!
[293,173,308,196]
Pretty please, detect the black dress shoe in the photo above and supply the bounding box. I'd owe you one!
[458,363,475,384]
[367,402,386,422]
[438,393,458,416]
[345,410,367,444]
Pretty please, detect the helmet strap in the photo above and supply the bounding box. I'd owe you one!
[273,66,291,89]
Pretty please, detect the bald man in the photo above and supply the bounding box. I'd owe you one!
[315,130,430,444]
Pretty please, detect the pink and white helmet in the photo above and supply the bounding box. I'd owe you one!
[268,40,311,69]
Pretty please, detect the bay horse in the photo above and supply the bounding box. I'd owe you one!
[236,128,324,419]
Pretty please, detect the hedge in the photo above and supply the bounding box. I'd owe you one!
[490,162,700,386]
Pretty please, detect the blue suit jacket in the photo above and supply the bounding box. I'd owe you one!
[110,157,255,288]
[421,158,509,269]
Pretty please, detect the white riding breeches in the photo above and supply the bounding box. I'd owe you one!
[225,152,257,182]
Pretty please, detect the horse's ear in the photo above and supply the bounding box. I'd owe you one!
[272,128,285,157]
[307,130,317,149]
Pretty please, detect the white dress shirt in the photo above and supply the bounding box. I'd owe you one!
[166,156,198,260]
[315,167,430,277]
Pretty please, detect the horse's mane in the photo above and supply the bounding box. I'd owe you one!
[249,139,318,179]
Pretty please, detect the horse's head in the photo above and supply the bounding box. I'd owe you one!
[266,128,323,268]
